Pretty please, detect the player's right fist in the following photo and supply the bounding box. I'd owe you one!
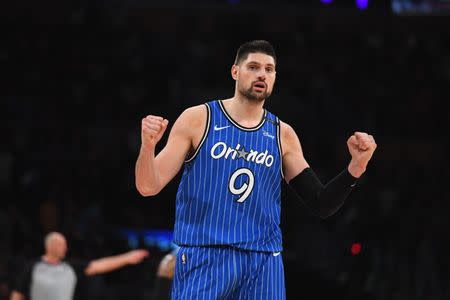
[141,115,169,150]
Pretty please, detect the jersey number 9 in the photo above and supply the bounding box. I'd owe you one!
[229,168,255,203]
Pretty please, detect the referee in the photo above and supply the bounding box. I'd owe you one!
[10,232,149,300]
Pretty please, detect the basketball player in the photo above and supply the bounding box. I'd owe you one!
[10,232,149,300]
[135,40,376,299]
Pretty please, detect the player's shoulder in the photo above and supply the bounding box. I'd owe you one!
[176,101,213,121]
[279,120,303,150]
[181,104,208,117]
[172,104,209,136]
[279,120,296,137]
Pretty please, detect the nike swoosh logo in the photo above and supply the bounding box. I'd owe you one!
[273,252,281,257]
[214,125,230,131]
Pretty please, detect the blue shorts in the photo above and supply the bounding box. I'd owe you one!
[172,246,285,300]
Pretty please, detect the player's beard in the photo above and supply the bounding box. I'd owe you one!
[239,82,271,102]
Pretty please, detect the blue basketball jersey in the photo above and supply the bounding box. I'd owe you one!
[173,100,283,252]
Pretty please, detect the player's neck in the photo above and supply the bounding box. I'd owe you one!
[222,97,265,127]
[42,254,61,265]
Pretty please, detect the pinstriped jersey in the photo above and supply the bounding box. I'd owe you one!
[173,100,283,252]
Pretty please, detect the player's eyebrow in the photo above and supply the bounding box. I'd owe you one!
[246,61,275,68]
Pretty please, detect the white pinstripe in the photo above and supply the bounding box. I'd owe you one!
[230,127,242,243]
[255,128,273,251]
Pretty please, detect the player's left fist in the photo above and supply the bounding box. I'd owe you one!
[347,132,377,177]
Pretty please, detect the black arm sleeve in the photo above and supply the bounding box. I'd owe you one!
[288,167,358,218]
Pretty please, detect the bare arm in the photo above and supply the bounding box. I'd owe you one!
[280,121,310,183]
[135,105,207,196]
[84,249,149,276]
[10,291,24,300]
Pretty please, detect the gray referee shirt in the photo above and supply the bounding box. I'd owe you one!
[15,258,88,300]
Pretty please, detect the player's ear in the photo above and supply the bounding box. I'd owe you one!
[231,65,238,80]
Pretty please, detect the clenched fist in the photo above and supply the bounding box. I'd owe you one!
[347,132,377,177]
[141,115,169,150]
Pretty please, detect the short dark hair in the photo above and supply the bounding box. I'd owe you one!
[234,40,277,65]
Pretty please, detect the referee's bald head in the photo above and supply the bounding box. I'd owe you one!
[44,232,67,260]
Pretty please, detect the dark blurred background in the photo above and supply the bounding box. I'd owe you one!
[1,0,450,299]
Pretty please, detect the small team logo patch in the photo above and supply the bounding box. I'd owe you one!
[181,253,187,264]
[263,130,275,139]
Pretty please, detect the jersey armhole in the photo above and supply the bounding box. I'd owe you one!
[276,117,285,179]
[185,103,211,163]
